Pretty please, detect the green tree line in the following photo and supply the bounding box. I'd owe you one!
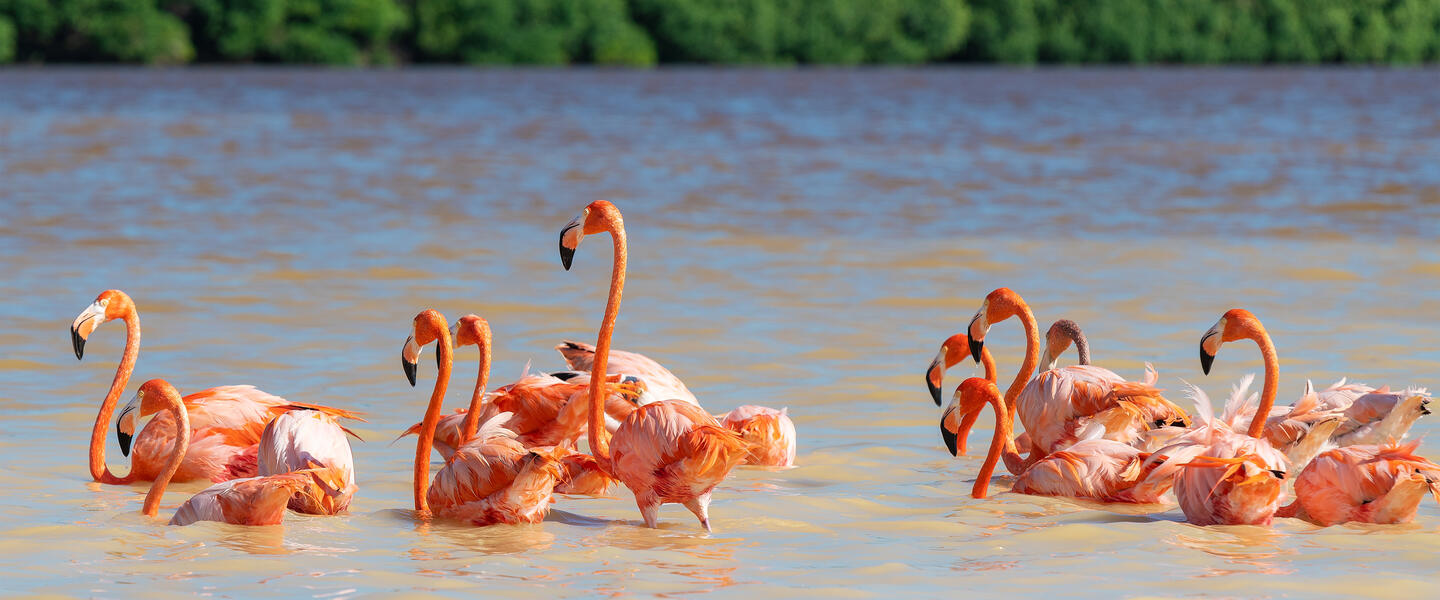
[1,0,1438,65]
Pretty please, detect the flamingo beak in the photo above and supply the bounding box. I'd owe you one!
[70,301,107,360]
[117,391,139,457]
[559,214,584,271]
[1039,346,1058,373]
[401,335,421,387]
[967,309,987,364]
[940,410,959,458]
[1199,321,1223,375]
[925,349,946,406]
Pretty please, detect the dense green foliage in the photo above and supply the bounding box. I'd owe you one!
[1,0,1438,64]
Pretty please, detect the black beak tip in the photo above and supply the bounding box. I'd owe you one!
[967,338,984,364]
[71,328,85,360]
[941,423,958,457]
[1199,349,1215,375]
[403,358,417,387]
[117,431,132,457]
[559,245,575,271]
[927,378,942,407]
[1270,469,1286,480]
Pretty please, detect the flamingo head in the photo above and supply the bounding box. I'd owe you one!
[926,333,972,407]
[70,289,135,360]
[1041,319,1085,372]
[967,288,1025,363]
[402,309,449,387]
[558,200,620,271]
[116,378,177,457]
[940,377,1001,456]
[1199,309,1263,375]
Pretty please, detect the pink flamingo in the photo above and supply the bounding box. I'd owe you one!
[1140,309,1290,526]
[124,379,324,526]
[560,200,747,530]
[258,408,359,515]
[927,332,997,456]
[74,290,359,484]
[952,378,1168,502]
[555,340,698,406]
[966,289,1188,471]
[401,310,562,524]
[1279,438,1440,525]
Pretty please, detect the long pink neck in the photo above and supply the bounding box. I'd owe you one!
[1246,328,1279,438]
[587,213,626,465]
[143,388,189,517]
[458,332,491,446]
[414,328,453,517]
[973,392,1018,499]
[1000,302,1038,456]
[92,315,139,484]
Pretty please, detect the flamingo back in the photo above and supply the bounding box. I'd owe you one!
[258,409,358,515]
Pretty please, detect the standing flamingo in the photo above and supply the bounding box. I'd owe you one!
[400,310,561,524]
[1280,439,1440,525]
[73,290,359,484]
[560,200,747,530]
[399,314,646,460]
[258,409,359,515]
[966,290,1188,470]
[1140,309,1290,526]
[952,378,1168,502]
[123,379,323,526]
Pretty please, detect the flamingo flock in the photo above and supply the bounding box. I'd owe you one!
[72,201,795,531]
[64,203,1436,534]
[929,289,1436,527]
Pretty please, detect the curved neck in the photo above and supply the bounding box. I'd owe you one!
[972,393,1017,499]
[586,220,626,464]
[458,337,491,447]
[1004,303,1040,434]
[414,330,453,517]
[91,315,139,484]
[1245,329,1279,438]
[1074,334,1090,366]
[142,390,189,517]
[980,347,997,383]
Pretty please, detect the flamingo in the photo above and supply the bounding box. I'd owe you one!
[73,290,359,484]
[952,378,1168,502]
[1279,439,1440,525]
[560,200,747,530]
[399,314,646,461]
[1140,309,1290,526]
[716,405,797,467]
[123,379,324,526]
[965,289,1188,470]
[926,332,997,456]
[258,409,359,515]
[1237,378,1430,459]
[555,340,699,406]
[400,309,561,524]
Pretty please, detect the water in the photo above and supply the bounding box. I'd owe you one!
[2,68,1439,598]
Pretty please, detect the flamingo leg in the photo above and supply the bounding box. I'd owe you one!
[683,493,712,532]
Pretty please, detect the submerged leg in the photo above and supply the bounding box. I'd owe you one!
[683,493,712,532]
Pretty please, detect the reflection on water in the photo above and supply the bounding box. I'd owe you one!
[1,68,1439,597]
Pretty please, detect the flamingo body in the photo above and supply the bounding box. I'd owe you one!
[426,413,562,525]
[169,473,314,526]
[1016,365,1187,459]
[1289,441,1440,525]
[556,341,699,406]
[610,400,748,530]
[258,409,358,515]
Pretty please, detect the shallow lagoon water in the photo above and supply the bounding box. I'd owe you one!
[1,68,1439,598]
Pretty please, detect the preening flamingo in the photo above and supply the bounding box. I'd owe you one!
[555,340,699,406]
[560,200,747,530]
[1140,309,1289,526]
[1280,438,1440,525]
[73,290,358,484]
[258,409,359,515]
[965,290,1188,469]
[400,310,561,524]
[124,379,321,526]
[716,405,797,467]
[952,378,1167,502]
[399,315,645,460]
